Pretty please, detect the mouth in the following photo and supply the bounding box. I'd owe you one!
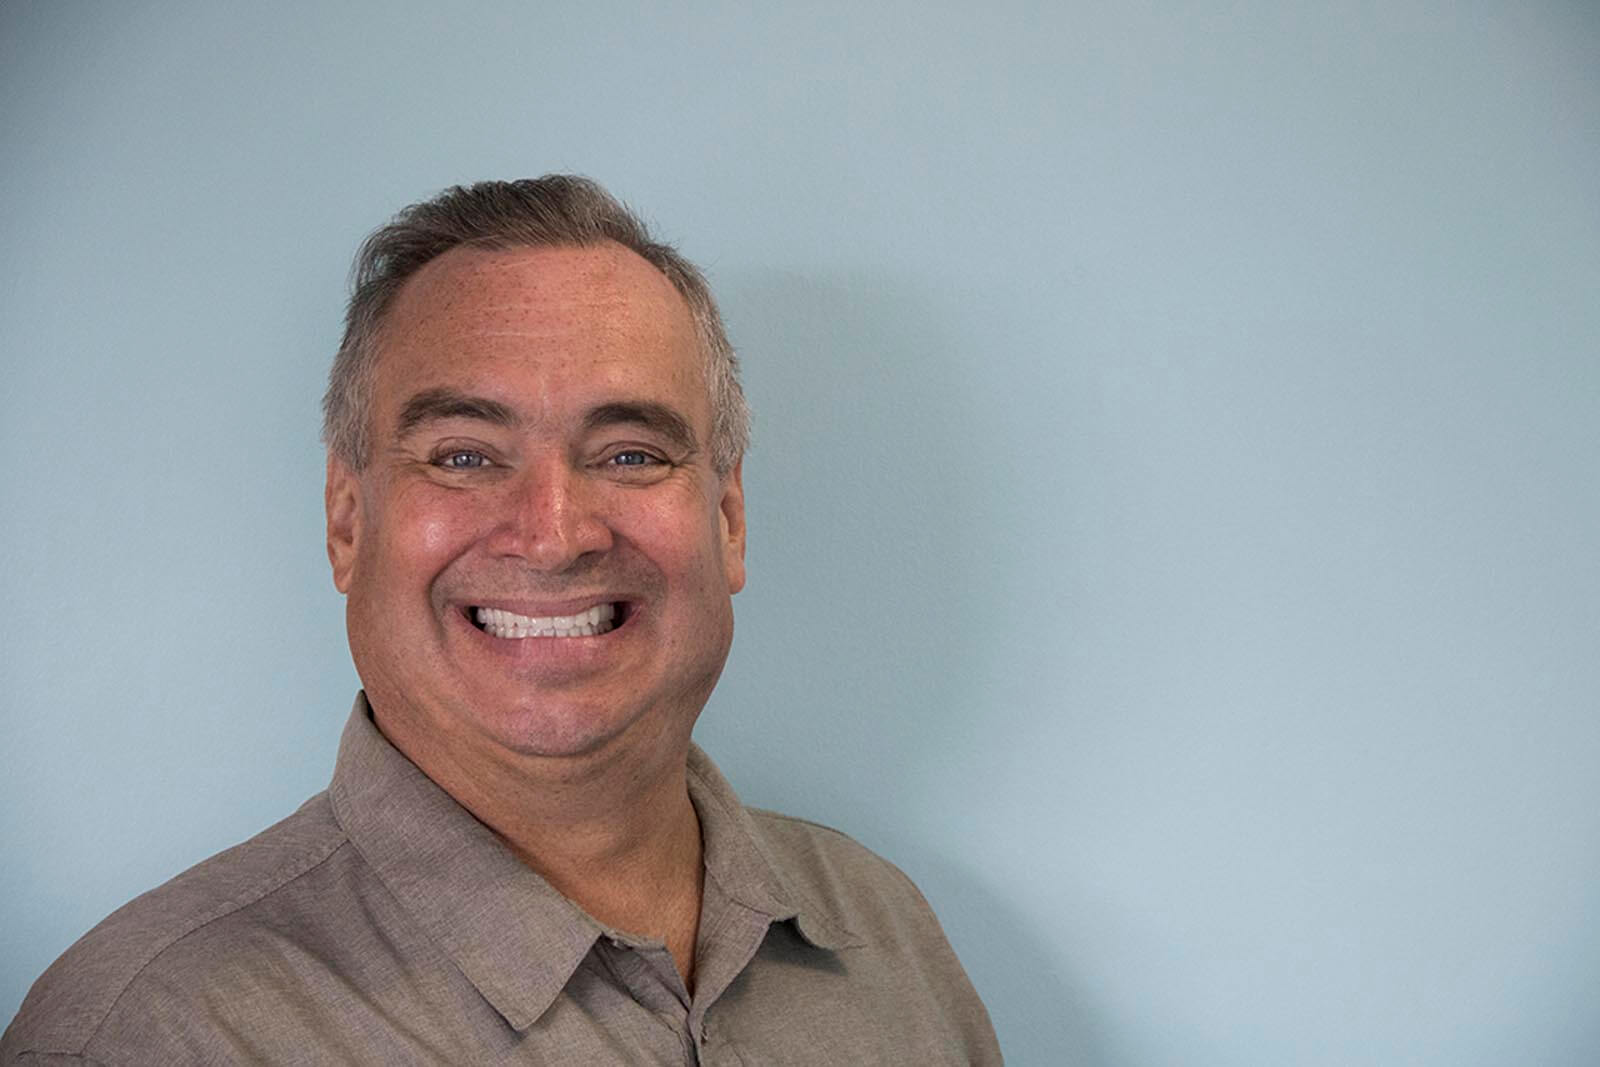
[469,602,624,639]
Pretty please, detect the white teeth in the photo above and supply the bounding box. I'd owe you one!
[474,602,618,639]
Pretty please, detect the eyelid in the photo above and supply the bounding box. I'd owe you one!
[429,444,497,469]
[596,444,673,474]
[607,447,664,464]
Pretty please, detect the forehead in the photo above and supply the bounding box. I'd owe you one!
[370,242,706,418]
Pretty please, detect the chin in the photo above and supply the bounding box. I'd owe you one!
[469,694,656,760]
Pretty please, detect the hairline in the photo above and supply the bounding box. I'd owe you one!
[354,236,730,470]
[322,180,748,477]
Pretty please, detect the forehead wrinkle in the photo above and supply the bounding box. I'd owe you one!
[399,284,678,356]
[373,243,711,445]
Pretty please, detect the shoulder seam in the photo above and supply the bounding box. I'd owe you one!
[745,806,858,841]
[748,807,930,908]
[78,832,351,1056]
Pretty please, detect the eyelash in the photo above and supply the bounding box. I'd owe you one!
[429,448,667,473]
[607,449,662,468]
[433,449,491,470]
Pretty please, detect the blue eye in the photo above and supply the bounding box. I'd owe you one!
[610,450,656,467]
[438,450,489,469]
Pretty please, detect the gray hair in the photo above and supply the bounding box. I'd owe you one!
[321,176,749,474]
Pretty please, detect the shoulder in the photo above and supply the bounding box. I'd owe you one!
[744,807,957,955]
[746,807,926,902]
[741,808,1003,1063]
[2,793,348,1063]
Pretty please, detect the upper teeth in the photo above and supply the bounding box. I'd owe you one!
[475,603,617,639]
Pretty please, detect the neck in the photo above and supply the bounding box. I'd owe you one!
[370,700,706,987]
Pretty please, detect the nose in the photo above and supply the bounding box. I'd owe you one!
[485,456,613,571]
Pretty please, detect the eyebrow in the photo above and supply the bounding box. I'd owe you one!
[396,388,519,437]
[394,388,698,453]
[582,401,698,453]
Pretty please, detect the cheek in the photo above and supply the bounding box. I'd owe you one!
[418,515,457,556]
[364,487,483,588]
[624,497,717,561]
[643,508,740,597]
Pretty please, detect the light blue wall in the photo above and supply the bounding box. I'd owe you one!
[4,4,1597,1063]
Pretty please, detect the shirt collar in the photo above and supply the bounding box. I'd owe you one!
[328,695,596,1030]
[327,694,855,1031]
[685,745,858,953]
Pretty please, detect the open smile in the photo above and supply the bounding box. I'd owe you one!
[469,602,623,639]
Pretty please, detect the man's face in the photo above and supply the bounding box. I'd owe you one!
[325,243,746,765]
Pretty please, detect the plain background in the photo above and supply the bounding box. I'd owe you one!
[3,4,1597,1064]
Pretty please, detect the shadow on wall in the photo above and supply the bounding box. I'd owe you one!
[704,270,1090,1064]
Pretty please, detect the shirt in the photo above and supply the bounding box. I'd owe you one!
[3,697,1002,1064]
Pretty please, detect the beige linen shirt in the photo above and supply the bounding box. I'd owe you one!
[4,698,1001,1065]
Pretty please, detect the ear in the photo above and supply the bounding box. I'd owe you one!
[325,453,363,595]
[719,460,747,595]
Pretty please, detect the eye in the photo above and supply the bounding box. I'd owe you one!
[598,448,673,481]
[434,449,491,470]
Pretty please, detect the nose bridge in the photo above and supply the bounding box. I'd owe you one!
[496,450,608,569]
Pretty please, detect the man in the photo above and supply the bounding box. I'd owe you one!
[3,177,1000,1064]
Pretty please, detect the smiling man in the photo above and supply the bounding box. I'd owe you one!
[4,178,1001,1064]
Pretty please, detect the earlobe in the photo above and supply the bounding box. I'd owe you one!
[325,454,362,594]
[720,461,747,595]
